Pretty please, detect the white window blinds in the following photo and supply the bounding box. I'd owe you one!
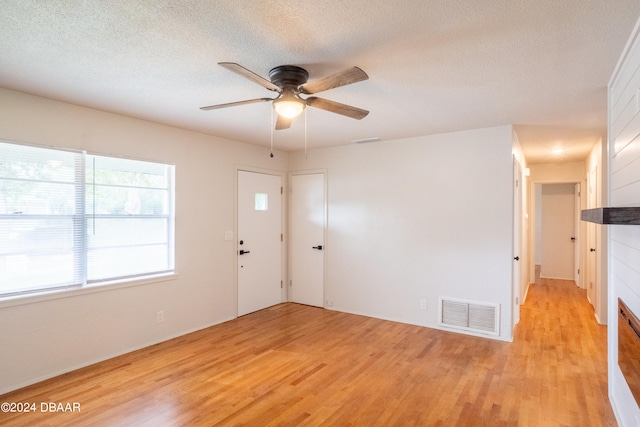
[0,143,84,295]
[0,141,175,297]
[86,155,174,282]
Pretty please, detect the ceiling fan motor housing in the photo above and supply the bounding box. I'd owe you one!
[269,65,309,89]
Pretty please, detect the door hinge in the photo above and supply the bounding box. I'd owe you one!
[281,186,283,194]
[281,280,283,288]
[578,268,580,275]
[281,233,283,242]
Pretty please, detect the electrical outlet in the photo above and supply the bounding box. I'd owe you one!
[156,310,164,323]
[420,299,427,310]
[326,300,333,307]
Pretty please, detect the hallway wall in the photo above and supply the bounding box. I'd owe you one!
[607,15,640,425]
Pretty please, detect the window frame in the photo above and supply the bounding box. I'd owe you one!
[0,140,177,304]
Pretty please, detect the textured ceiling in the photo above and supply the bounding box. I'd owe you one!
[1,0,639,164]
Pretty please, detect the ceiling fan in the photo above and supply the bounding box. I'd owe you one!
[200,62,369,130]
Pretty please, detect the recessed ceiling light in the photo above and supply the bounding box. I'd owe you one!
[551,147,565,154]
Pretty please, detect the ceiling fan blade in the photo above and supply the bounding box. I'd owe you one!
[300,66,368,95]
[305,97,369,120]
[200,98,272,111]
[219,62,281,92]
[275,114,292,130]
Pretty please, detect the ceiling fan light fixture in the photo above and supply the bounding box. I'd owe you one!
[273,93,305,118]
[203,63,369,130]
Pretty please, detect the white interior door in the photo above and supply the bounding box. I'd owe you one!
[237,170,282,316]
[540,184,575,280]
[586,168,597,306]
[290,173,325,307]
[574,183,582,287]
[512,158,521,325]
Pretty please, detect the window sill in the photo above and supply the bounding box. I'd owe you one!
[0,272,178,309]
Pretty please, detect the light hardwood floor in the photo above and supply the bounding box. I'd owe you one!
[1,278,615,426]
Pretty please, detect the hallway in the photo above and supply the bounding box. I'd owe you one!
[513,277,613,425]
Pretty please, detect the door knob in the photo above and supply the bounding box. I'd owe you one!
[590,248,596,252]
[312,245,323,250]
[514,256,520,261]
[239,249,251,255]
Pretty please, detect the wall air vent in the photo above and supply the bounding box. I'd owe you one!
[438,297,500,336]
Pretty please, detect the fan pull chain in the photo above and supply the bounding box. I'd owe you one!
[270,108,274,158]
[304,108,308,160]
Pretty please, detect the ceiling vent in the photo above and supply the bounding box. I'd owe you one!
[352,137,380,144]
[438,297,500,336]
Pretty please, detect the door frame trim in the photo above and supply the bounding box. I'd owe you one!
[529,178,585,288]
[288,169,328,307]
[234,165,287,318]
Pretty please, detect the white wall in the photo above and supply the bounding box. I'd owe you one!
[529,161,586,183]
[607,15,640,426]
[534,184,543,264]
[289,126,516,342]
[0,88,288,394]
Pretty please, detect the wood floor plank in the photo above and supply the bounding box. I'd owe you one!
[0,278,616,426]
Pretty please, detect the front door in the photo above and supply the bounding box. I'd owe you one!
[237,170,282,316]
[289,172,325,307]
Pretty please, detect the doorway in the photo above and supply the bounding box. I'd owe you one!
[237,170,283,316]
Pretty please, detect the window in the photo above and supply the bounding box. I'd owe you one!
[0,141,175,297]
[254,193,268,211]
